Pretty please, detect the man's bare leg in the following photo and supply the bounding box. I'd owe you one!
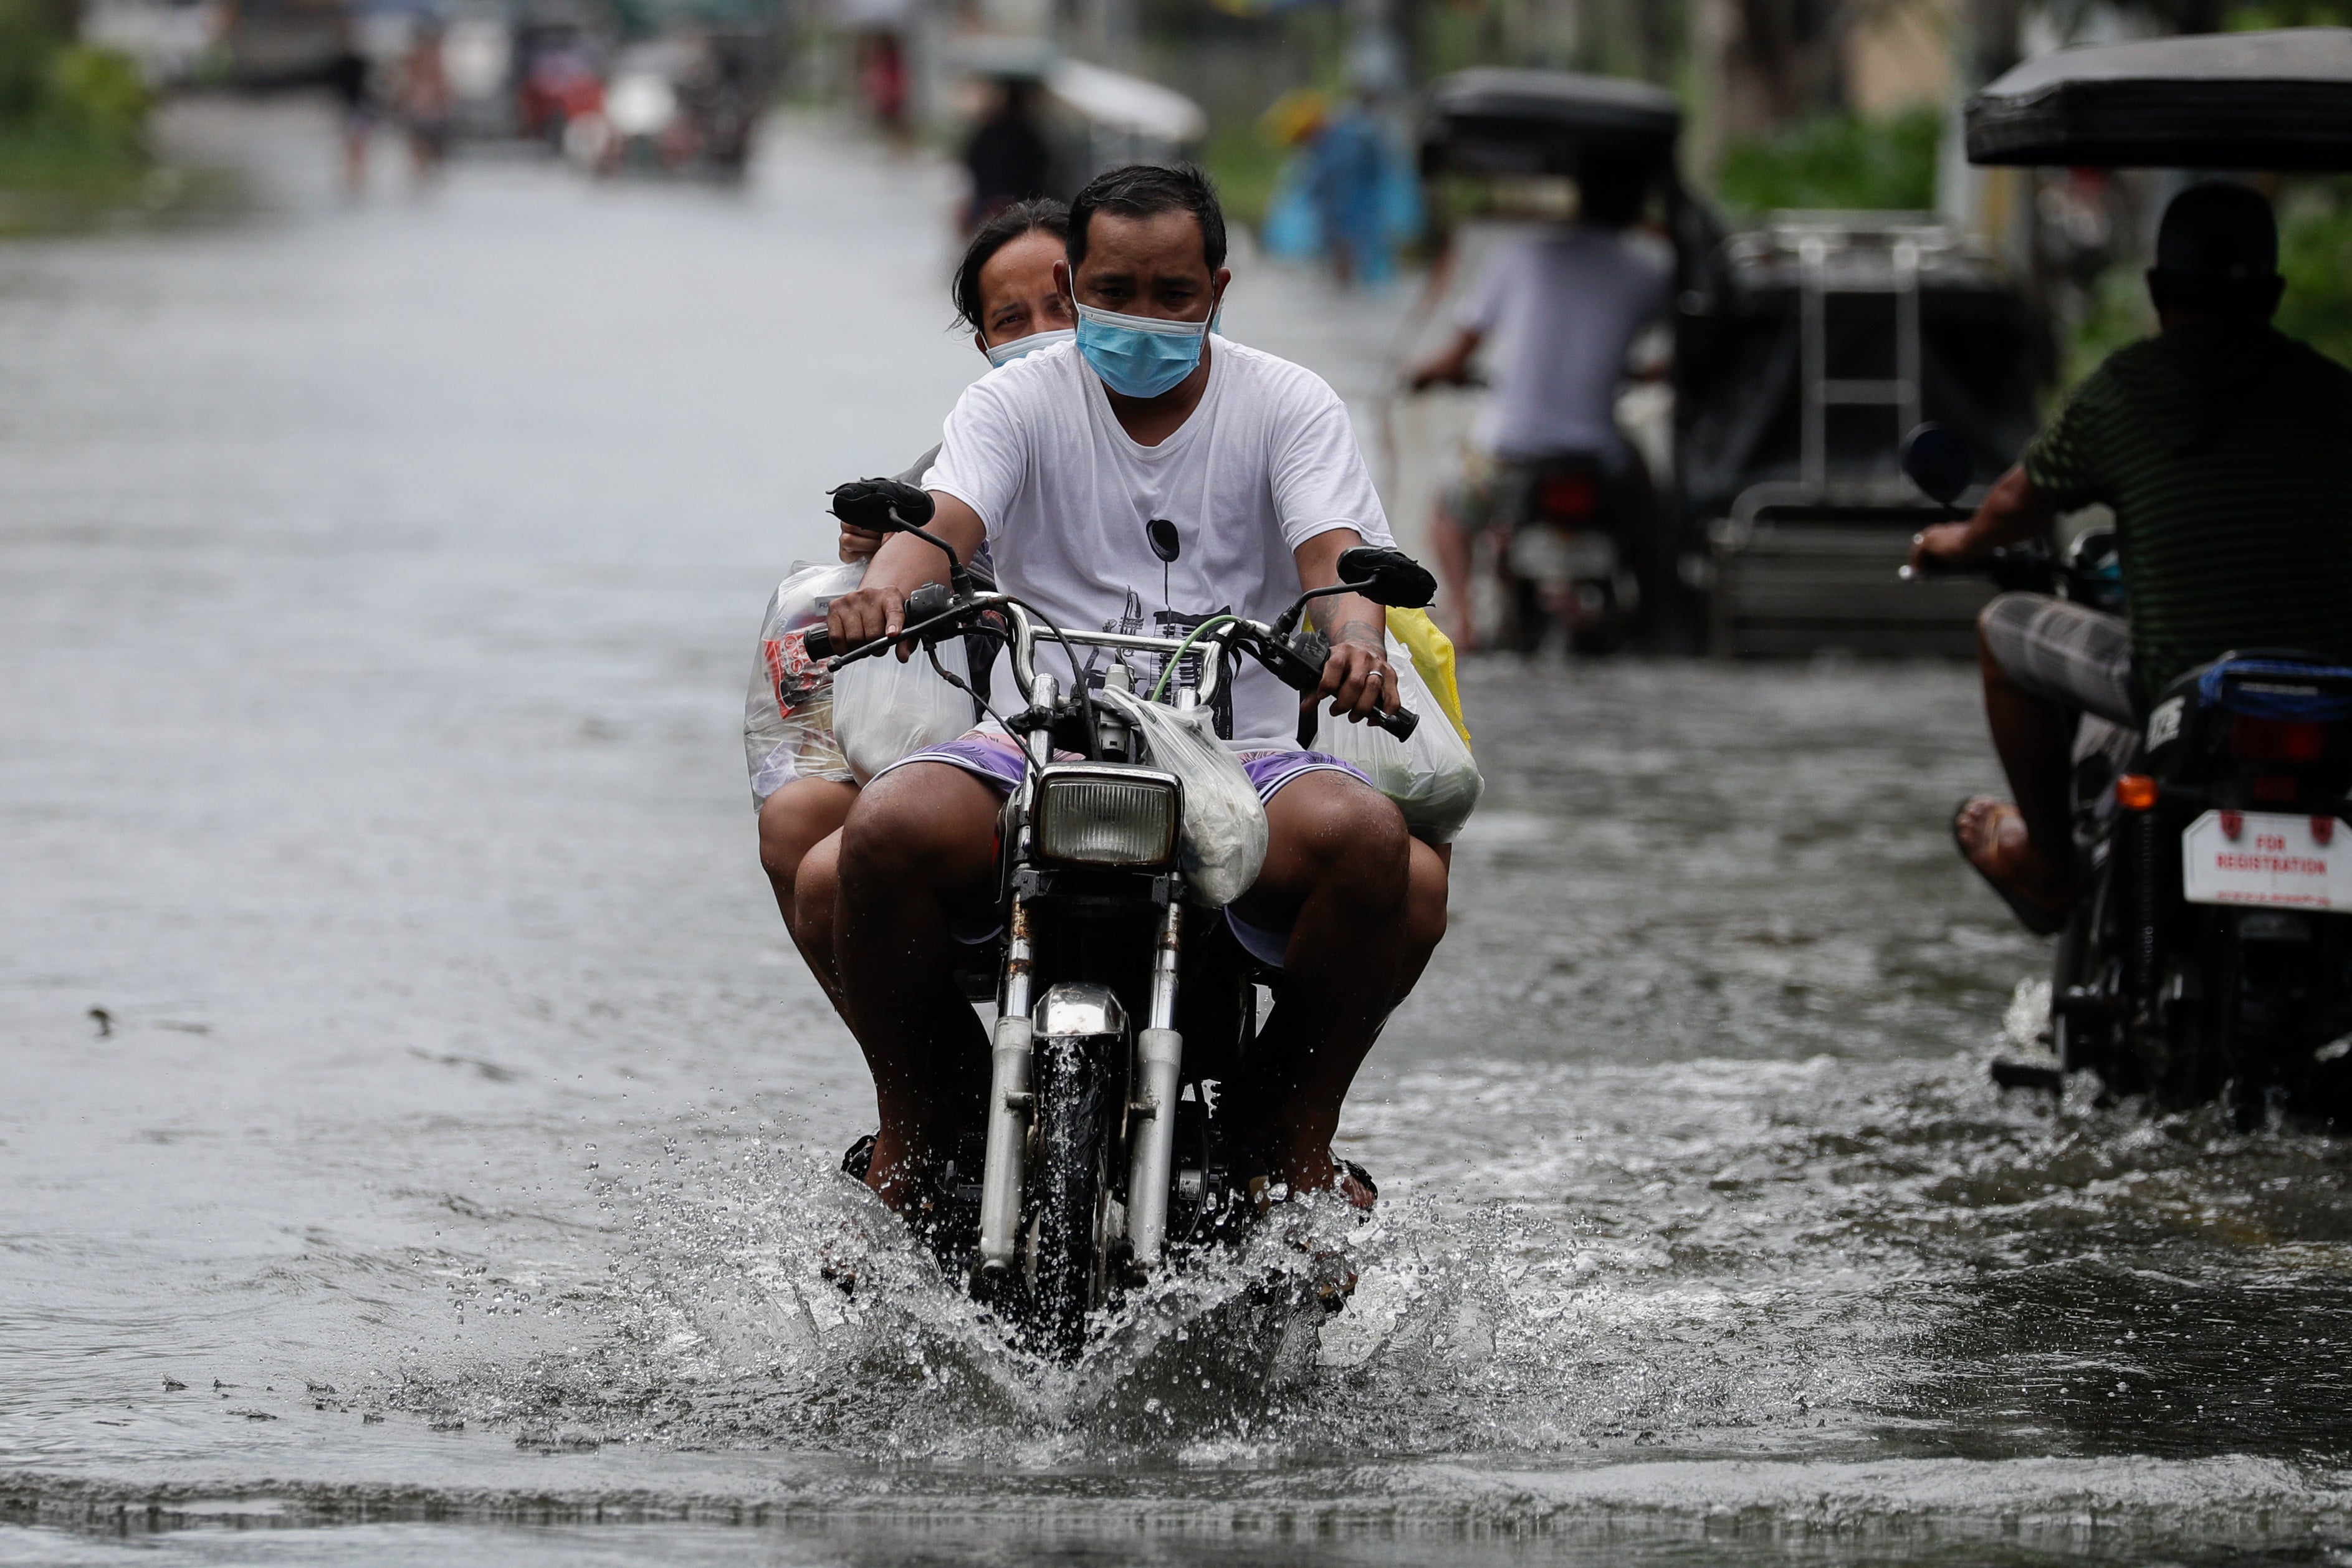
[1225,773,1430,1195]
[1962,615,2079,912]
[832,762,1002,1212]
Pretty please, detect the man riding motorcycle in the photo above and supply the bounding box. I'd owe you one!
[1408,155,1670,646]
[1910,182,2352,931]
[815,163,1449,1219]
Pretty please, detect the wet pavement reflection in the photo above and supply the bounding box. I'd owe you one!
[7,100,2352,1567]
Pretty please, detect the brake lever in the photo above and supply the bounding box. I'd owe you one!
[809,596,975,668]
[1274,626,1420,745]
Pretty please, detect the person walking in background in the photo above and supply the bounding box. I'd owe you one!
[1304,89,1398,287]
[326,20,375,196]
[398,21,453,184]
[856,30,906,139]
[961,77,1050,234]
[1261,87,1418,287]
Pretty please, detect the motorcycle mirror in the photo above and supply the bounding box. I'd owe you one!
[1336,545,1437,610]
[1145,518,1180,564]
[828,477,936,533]
[829,476,966,591]
[1899,423,1972,508]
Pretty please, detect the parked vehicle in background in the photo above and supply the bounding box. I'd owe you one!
[517,27,605,150]
[575,0,780,176]
[1687,212,2048,656]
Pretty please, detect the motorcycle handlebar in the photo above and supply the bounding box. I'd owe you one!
[1898,543,2060,596]
[810,599,1421,740]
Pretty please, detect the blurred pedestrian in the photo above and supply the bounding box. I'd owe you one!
[961,77,1049,233]
[856,31,906,138]
[1260,87,1418,287]
[325,21,376,196]
[399,21,453,183]
[1304,90,1392,287]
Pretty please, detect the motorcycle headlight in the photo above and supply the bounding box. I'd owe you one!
[1034,766,1180,869]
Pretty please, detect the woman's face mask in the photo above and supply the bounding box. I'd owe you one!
[982,327,1074,369]
[1074,300,1218,399]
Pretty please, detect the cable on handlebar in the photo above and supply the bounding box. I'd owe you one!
[999,595,1099,764]
[924,641,1036,784]
[1145,614,1240,703]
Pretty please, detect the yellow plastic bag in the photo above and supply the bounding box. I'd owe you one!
[1387,607,1471,750]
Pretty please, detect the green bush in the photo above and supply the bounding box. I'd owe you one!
[2065,179,2352,389]
[1716,106,1943,215]
[45,45,149,148]
[2277,180,2352,370]
[0,0,67,126]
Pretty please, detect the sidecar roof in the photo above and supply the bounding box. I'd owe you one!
[1420,68,1680,178]
[1965,27,2352,171]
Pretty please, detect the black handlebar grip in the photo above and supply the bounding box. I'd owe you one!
[801,624,833,661]
[1374,706,1420,741]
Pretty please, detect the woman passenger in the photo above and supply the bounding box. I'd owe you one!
[757,198,1073,1009]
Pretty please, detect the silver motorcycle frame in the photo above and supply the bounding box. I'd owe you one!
[968,606,1245,1283]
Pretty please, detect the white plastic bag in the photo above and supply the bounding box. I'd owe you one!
[1313,631,1484,843]
[831,630,976,784]
[744,560,865,805]
[1096,686,1268,908]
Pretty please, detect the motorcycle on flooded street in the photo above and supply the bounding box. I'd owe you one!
[1496,452,1655,656]
[805,483,1433,1359]
[1903,426,2352,1126]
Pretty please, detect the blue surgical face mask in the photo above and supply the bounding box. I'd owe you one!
[1074,300,1217,398]
[982,326,1074,369]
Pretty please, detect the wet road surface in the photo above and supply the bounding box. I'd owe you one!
[9,100,2352,1567]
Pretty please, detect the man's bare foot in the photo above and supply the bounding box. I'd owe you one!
[1953,795,2073,933]
[1254,1147,1377,1213]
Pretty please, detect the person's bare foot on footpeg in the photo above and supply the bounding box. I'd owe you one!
[1953,795,2074,934]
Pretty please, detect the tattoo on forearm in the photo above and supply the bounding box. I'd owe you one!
[1331,616,1384,651]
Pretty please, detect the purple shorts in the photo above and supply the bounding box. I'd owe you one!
[874,731,1372,967]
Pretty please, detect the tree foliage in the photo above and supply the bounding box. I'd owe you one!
[1714,105,1943,214]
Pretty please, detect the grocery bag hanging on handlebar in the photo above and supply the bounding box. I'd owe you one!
[832,630,977,783]
[1094,686,1268,907]
[744,560,866,804]
[1309,611,1484,843]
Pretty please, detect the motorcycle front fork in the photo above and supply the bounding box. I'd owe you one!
[974,897,1188,1280]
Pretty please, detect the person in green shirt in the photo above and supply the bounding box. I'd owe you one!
[1910,181,2352,933]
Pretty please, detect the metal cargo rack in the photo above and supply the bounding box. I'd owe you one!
[1680,213,2047,656]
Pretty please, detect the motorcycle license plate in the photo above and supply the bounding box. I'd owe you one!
[2180,810,2352,909]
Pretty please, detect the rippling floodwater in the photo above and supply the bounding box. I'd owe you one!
[9,101,2352,1567]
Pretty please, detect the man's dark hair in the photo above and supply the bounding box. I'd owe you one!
[952,196,1070,330]
[1067,163,1227,277]
[1575,156,1648,229]
[2148,181,2283,325]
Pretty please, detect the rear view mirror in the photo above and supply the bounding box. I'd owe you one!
[828,477,937,532]
[1337,545,1437,610]
[1900,423,1972,507]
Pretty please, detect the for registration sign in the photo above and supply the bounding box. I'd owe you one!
[2181,810,2352,909]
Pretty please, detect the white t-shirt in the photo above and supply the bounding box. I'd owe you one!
[925,337,1394,750]
[1458,224,1671,462]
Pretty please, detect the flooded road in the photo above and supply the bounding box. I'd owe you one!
[10,101,2352,1566]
